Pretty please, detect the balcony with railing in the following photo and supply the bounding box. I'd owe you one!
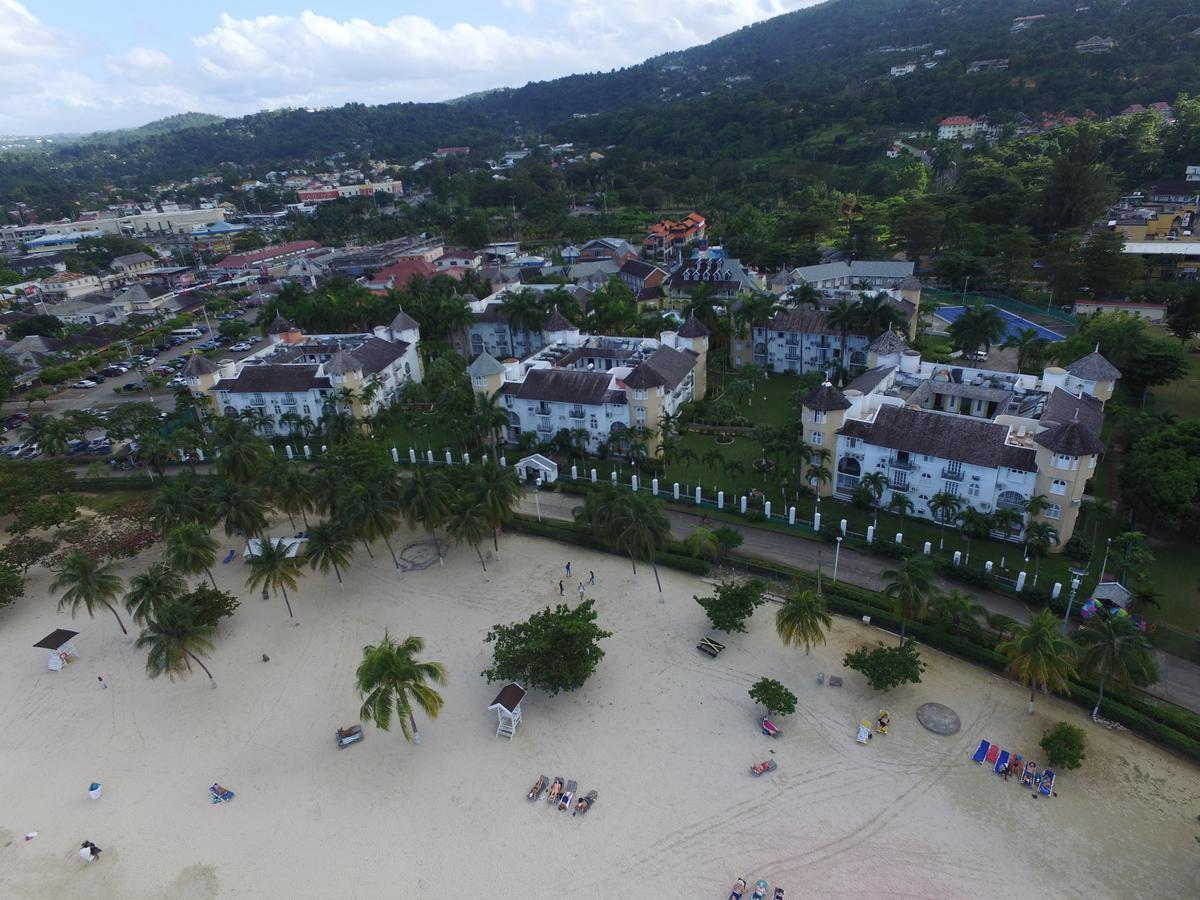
[568,407,585,419]
[888,480,911,492]
[941,466,964,481]
[888,456,917,471]
[536,419,555,434]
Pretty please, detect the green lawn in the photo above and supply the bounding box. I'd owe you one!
[1150,340,1200,421]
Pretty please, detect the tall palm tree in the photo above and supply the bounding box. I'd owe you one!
[776,585,832,655]
[991,506,1024,541]
[957,507,994,563]
[997,608,1077,713]
[210,480,269,555]
[1022,493,1050,522]
[165,522,220,589]
[305,520,354,587]
[356,631,447,745]
[859,471,889,525]
[930,588,987,632]
[135,600,217,688]
[245,536,304,622]
[614,492,672,593]
[446,496,491,571]
[1022,521,1058,584]
[346,481,401,567]
[855,292,908,337]
[948,300,1006,356]
[215,425,271,484]
[1075,615,1157,720]
[400,467,455,560]
[124,563,186,626]
[472,391,511,455]
[826,298,859,369]
[51,549,127,635]
[270,462,314,529]
[471,462,522,555]
[152,476,210,535]
[499,289,546,356]
[881,555,936,644]
[929,490,963,550]
[1001,327,1049,373]
[888,493,915,525]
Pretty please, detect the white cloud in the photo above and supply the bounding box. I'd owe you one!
[2,1,820,134]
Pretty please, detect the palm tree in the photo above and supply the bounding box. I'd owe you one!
[1022,493,1050,522]
[346,482,401,567]
[499,289,546,356]
[210,480,269,555]
[165,522,220,589]
[881,555,936,644]
[682,282,721,333]
[859,471,889,525]
[957,507,994,563]
[888,493,915,525]
[215,425,271,484]
[929,490,963,550]
[305,520,354,587]
[948,300,1006,356]
[152,477,210,535]
[723,458,745,495]
[614,492,672,592]
[51,550,127,635]
[472,391,511,454]
[399,467,455,561]
[1001,327,1049,373]
[991,506,1024,541]
[245,536,304,622]
[270,462,314,529]
[356,631,447,745]
[929,588,987,632]
[675,445,698,478]
[471,461,522,555]
[135,600,218,688]
[855,293,908,337]
[1022,521,1058,585]
[446,496,491,571]
[826,298,858,371]
[124,563,186,626]
[997,608,1077,713]
[775,586,832,655]
[1075,615,1157,720]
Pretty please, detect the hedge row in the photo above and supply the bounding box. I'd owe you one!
[506,516,711,577]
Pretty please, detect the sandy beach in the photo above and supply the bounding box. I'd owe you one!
[1,525,1197,899]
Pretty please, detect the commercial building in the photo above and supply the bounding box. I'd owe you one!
[296,180,402,203]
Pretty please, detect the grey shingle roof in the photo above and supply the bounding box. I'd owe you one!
[325,350,362,376]
[219,364,325,393]
[845,365,894,395]
[389,308,419,332]
[267,312,295,334]
[622,346,696,390]
[676,314,709,338]
[1035,418,1103,456]
[350,337,407,375]
[468,352,506,377]
[868,329,909,354]
[802,382,852,411]
[1064,351,1120,382]
[838,405,1018,468]
[514,368,614,404]
[181,354,219,377]
[763,309,839,336]
[542,310,575,332]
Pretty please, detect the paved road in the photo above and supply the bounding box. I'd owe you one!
[520,489,1200,713]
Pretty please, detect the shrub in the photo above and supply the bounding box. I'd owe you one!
[1018,584,1053,606]
[482,600,612,695]
[1063,535,1091,562]
[843,641,927,692]
[749,677,797,716]
[695,579,768,633]
[869,540,911,560]
[936,558,996,589]
[1040,722,1087,770]
[744,509,767,523]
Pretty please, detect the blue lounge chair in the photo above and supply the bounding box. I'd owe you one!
[209,783,234,803]
[971,739,991,763]
[222,549,235,564]
[1039,769,1055,796]
[993,749,1011,775]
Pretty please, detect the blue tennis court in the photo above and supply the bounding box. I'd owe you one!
[935,305,1066,342]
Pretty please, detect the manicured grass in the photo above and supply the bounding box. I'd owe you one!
[1150,341,1200,422]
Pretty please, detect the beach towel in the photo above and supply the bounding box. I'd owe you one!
[993,749,1011,775]
[856,721,871,744]
[971,740,991,763]
[984,744,1000,765]
[558,780,577,811]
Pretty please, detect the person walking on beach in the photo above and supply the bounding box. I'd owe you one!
[558,580,564,596]
[97,676,107,689]
[589,571,595,585]
[578,582,585,600]
[79,841,101,862]
[565,561,571,577]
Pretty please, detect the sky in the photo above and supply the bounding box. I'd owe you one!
[1,0,821,136]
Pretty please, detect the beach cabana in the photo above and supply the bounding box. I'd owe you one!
[488,682,527,740]
[243,537,306,560]
[515,454,558,485]
[34,628,79,671]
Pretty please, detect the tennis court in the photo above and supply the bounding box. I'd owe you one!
[935,304,1066,342]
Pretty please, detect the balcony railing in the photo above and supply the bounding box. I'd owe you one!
[888,480,911,492]
[889,457,917,471]
[536,421,555,434]
[941,467,965,481]
[568,408,585,419]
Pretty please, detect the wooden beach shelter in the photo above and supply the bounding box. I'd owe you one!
[34,628,79,671]
[488,682,527,740]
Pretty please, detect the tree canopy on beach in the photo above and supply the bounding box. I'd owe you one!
[749,677,797,717]
[996,609,1077,713]
[695,578,768,634]
[775,586,832,655]
[356,631,447,744]
[482,600,611,695]
[51,549,127,635]
[136,599,218,687]
[843,641,926,692]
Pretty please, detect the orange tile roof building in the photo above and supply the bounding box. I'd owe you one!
[643,212,706,261]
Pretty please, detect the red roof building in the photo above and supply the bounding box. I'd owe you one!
[643,212,706,260]
[367,257,437,291]
[215,240,320,272]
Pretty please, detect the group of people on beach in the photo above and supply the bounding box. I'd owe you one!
[558,562,595,598]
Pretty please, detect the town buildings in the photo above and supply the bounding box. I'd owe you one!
[296,180,401,203]
[453,285,591,361]
[643,213,706,261]
[184,311,423,435]
[799,338,1119,547]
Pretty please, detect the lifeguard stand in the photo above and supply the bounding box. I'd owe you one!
[488,682,527,740]
[34,629,79,671]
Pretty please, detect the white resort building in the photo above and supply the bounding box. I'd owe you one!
[800,337,1118,547]
[184,310,423,434]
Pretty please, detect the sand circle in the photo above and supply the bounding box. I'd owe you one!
[714,435,735,445]
[916,702,961,735]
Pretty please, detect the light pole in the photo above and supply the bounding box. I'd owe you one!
[833,536,844,583]
[1062,575,1083,635]
[534,476,543,523]
[1098,537,1113,582]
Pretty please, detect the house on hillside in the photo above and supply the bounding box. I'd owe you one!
[1075,35,1116,53]
[643,213,706,262]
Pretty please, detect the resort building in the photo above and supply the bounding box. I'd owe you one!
[184,310,423,435]
[468,315,709,456]
[799,339,1118,548]
[643,213,706,261]
[452,285,591,361]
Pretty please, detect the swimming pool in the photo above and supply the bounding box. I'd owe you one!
[935,305,1066,342]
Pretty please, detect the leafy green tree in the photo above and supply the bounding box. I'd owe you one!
[1039,124,1117,233]
[135,599,218,688]
[694,578,768,633]
[0,562,24,609]
[1039,722,1086,771]
[482,600,611,695]
[684,525,718,561]
[245,536,304,622]
[996,609,1077,713]
[881,556,936,643]
[124,563,186,626]
[843,641,926,692]
[775,586,832,654]
[178,582,240,629]
[712,525,744,558]
[51,549,127,635]
[0,535,58,573]
[356,631,447,743]
[1080,231,1142,297]
[748,677,797,717]
[1075,615,1157,719]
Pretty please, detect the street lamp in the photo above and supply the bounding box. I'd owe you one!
[833,536,844,583]
[1062,575,1083,635]
[1098,537,1113,583]
[534,476,543,523]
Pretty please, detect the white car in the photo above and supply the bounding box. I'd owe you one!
[72,379,98,389]
[229,342,252,352]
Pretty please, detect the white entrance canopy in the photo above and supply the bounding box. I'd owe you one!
[515,454,558,484]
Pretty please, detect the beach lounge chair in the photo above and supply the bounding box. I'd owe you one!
[760,717,782,738]
[750,760,777,776]
[528,774,548,801]
[558,779,576,811]
[698,637,726,657]
[984,744,1001,766]
[1039,769,1055,796]
[993,749,1011,775]
[335,725,362,748]
[222,549,235,564]
[574,790,597,816]
[773,889,785,900]
[828,676,843,687]
[209,783,234,803]
[856,721,871,744]
[1020,761,1037,787]
[547,776,564,804]
[752,879,769,900]
[971,740,991,763]
[728,878,747,899]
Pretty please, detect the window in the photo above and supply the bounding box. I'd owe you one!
[590,417,598,430]
[812,410,827,424]
[1054,453,1078,471]
[943,481,960,496]
[253,393,265,406]
[303,405,310,414]
[633,388,647,400]
[1050,478,1068,496]
[473,376,485,387]
[967,482,981,497]
[635,407,646,425]
[1045,503,1062,520]
[846,437,858,449]
[810,431,823,446]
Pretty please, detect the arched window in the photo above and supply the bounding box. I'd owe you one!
[609,421,628,434]
[996,490,1024,510]
[836,456,860,492]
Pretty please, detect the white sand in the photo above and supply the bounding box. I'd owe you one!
[1,526,1198,899]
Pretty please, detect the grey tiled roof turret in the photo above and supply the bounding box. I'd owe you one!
[867,328,909,354]
[325,349,363,376]
[676,314,710,338]
[267,312,295,334]
[1065,351,1120,382]
[1034,419,1103,456]
[468,352,506,378]
[801,381,851,412]
[389,308,419,332]
[542,310,575,332]
[181,354,219,377]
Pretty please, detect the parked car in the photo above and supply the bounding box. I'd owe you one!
[66,439,88,456]
[2,413,30,431]
[116,382,146,393]
[247,335,263,344]
[72,379,98,389]
[87,373,106,383]
[229,342,252,352]
[99,366,127,377]
[18,443,40,459]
